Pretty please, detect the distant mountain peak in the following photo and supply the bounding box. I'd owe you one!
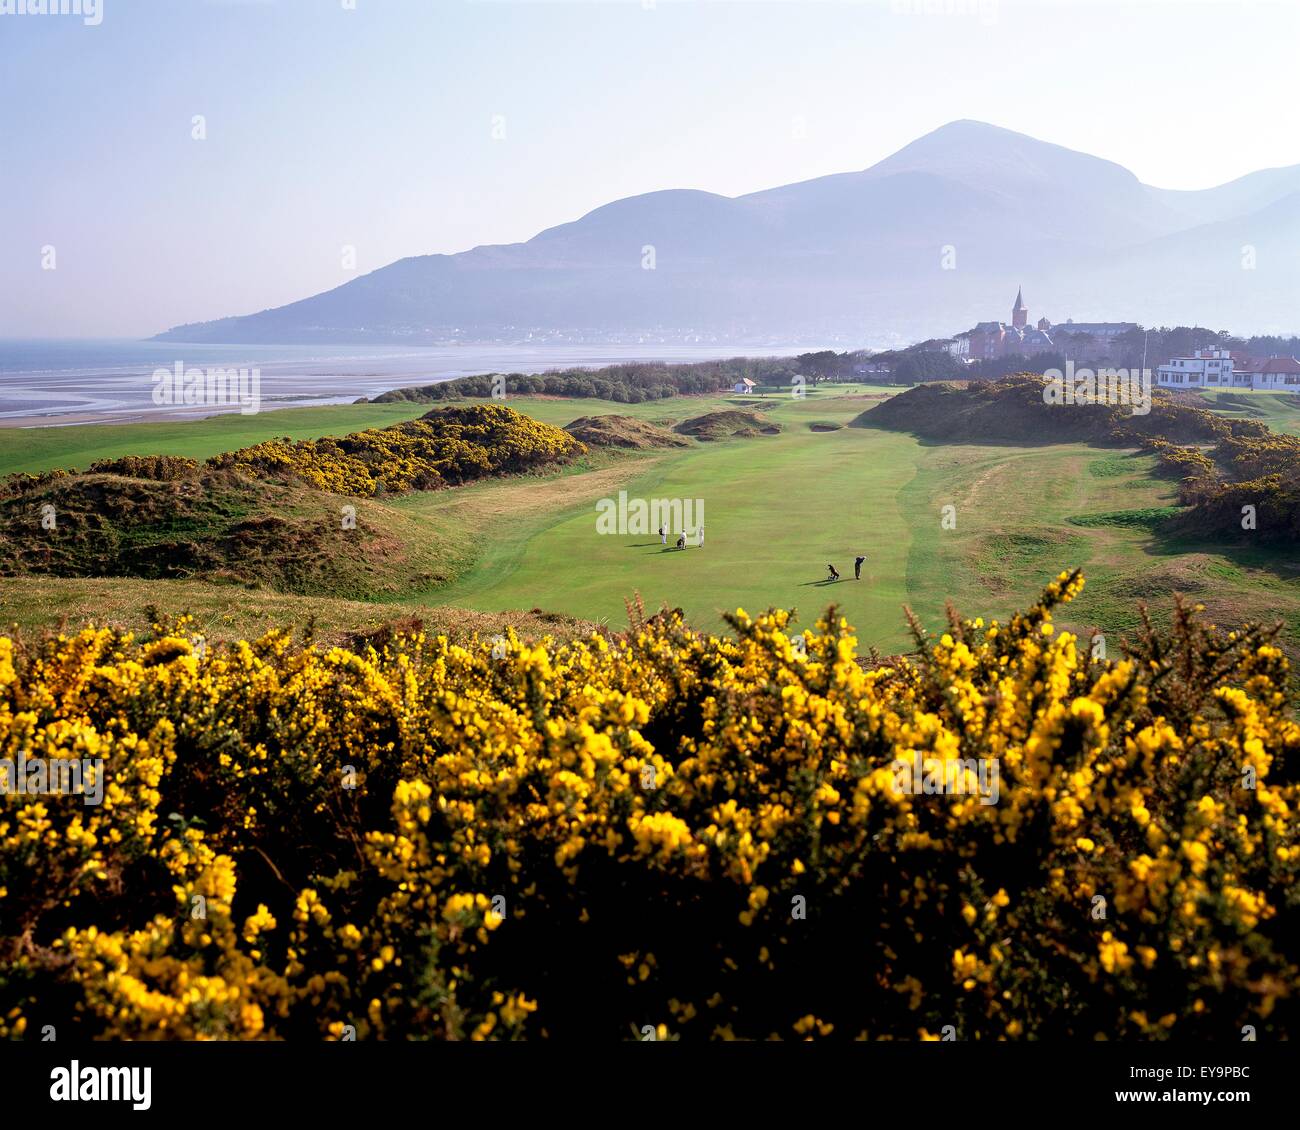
[154,123,1300,345]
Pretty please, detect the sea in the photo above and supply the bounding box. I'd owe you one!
[0,340,809,428]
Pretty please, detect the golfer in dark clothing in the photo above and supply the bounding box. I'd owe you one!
[855,555,866,580]
[676,534,687,550]
[827,564,840,581]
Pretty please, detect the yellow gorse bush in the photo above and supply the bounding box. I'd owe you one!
[205,403,585,496]
[1,571,1296,1040]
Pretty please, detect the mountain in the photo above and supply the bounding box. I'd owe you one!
[154,121,1300,345]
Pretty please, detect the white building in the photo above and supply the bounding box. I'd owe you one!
[1238,357,1300,389]
[732,378,757,394]
[1156,349,1241,389]
[1157,349,1300,391]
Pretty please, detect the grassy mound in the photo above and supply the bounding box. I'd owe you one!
[564,414,690,449]
[2,573,1297,1041]
[853,374,1227,445]
[675,409,782,441]
[808,420,844,432]
[0,470,455,599]
[0,405,596,598]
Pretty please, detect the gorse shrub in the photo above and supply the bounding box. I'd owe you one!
[205,403,585,497]
[1,572,1296,1040]
[0,469,70,499]
[85,455,200,481]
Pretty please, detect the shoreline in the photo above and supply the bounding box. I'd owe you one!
[0,395,366,431]
[0,342,819,430]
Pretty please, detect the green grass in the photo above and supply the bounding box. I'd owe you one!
[1193,389,1300,436]
[1087,454,1132,478]
[0,403,433,478]
[3,381,1297,659]
[1067,506,1183,530]
[395,398,1299,655]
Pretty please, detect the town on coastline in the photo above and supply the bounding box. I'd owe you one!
[851,287,1300,391]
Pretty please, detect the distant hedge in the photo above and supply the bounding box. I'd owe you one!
[371,358,802,405]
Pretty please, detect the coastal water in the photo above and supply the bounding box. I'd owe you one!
[0,340,807,427]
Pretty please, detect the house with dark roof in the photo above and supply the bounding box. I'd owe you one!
[1156,351,1300,391]
[1240,356,1300,390]
[951,289,1142,364]
[954,288,1058,360]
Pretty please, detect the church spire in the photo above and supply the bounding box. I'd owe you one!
[1011,286,1027,329]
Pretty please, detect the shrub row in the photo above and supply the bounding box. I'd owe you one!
[2,573,1296,1040]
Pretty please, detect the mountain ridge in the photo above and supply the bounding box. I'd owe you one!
[155,120,1300,345]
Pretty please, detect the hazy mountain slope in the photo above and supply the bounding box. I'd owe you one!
[1062,189,1300,329]
[1147,166,1300,226]
[155,120,1300,345]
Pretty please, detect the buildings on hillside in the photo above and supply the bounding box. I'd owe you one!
[929,287,1300,390]
[951,289,1139,361]
[1156,349,1300,390]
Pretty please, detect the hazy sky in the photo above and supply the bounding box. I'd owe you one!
[4,0,1299,338]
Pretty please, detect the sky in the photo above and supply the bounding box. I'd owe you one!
[3,0,1299,339]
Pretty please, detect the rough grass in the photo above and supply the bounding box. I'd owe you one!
[0,470,460,600]
[0,576,600,650]
[856,375,1221,446]
[1067,506,1183,530]
[674,409,782,440]
[563,414,690,449]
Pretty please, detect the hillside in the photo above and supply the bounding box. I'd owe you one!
[0,404,587,597]
[153,121,1300,344]
[860,376,1300,547]
[0,468,457,599]
[854,375,1229,445]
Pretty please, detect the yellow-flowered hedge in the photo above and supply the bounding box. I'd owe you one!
[205,403,585,497]
[1,571,1296,1040]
